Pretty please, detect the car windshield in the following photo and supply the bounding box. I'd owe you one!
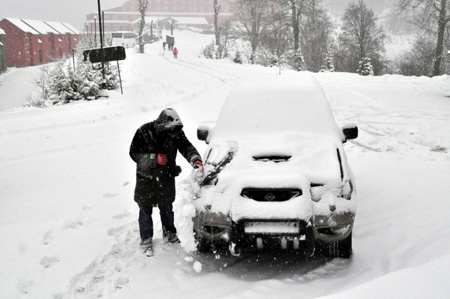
[212,74,342,143]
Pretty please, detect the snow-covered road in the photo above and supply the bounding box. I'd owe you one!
[0,31,449,298]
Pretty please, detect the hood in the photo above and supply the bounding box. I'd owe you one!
[208,134,344,187]
[154,108,184,135]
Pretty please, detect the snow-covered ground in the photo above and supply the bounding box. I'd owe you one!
[0,31,449,298]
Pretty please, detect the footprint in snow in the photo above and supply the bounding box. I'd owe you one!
[430,145,447,153]
[17,279,33,295]
[42,231,54,245]
[103,192,118,198]
[64,218,86,230]
[40,256,59,269]
[112,212,131,220]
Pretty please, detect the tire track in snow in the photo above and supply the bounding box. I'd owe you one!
[323,85,450,155]
[162,52,243,84]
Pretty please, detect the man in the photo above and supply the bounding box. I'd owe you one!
[173,47,178,59]
[129,108,203,256]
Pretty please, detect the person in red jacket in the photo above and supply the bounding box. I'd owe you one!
[173,47,178,59]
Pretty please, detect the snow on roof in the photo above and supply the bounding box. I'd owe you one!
[44,21,70,34]
[21,19,59,34]
[131,17,165,24]
[213,73,342,141]
[132,16,208,25]
[5,18,40,34]
[87,20,131,24]
[61,23,80,34]
[0,28,5,35]
[172,17,208,25]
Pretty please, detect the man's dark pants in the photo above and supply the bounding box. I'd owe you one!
[138,204,177,241]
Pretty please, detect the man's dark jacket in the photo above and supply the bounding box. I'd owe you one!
[129,108,201,207]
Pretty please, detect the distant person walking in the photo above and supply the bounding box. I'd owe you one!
[162,41,166,50]
[173,47,178,59]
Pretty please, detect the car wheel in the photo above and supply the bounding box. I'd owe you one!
[328,233,352,259]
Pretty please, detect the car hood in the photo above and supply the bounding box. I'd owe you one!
[207,133,344,188]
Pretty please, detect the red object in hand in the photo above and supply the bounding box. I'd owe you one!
[194,161,203,169]
[157,154,168,165]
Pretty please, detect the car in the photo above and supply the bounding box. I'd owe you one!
[193,73,358,258]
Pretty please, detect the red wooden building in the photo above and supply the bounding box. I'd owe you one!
[0,18,80,67]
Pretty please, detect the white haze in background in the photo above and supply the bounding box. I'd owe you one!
[0,0,126,30]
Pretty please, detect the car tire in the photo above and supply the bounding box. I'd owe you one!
[328,233,352,259]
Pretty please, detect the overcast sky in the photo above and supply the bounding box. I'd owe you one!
[0,0,126,30]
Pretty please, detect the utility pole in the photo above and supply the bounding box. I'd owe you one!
[94,16,97,47]
[97,0,108,97]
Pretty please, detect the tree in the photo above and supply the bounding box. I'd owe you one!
[234,51,243,64]
[321,51,335,72]
[300,0,334,72]
[292,49,305,71]
[357,57,374,75]
[231,0,271,63]
[397,35,435,76]
[258,7,292,72]
[137,0,149,54]
[398,0,450,76]
[214,0,221,49]
[273,0,333,71]
[337,0,387,75]
[280,0,307,52]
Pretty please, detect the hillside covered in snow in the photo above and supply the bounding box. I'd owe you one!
[0,31,449,298]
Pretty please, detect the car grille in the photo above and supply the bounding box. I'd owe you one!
[240,188,302,202]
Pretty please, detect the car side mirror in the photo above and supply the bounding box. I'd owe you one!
[342,123,358,143]
[197,125,210,143]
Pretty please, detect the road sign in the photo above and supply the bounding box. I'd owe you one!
[83,46,126,63]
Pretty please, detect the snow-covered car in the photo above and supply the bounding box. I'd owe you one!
[193,74,358,258]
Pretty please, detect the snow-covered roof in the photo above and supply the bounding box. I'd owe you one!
[44,21,72,34]
[0,28,5,35]
[5,18,79,35]
[87,20,130,24]
[213,74,342,141]
[5,18,40,34]
[61,22,80,34]
[21,19,59,34]
[132,17,165,25]
[172,17,208,25]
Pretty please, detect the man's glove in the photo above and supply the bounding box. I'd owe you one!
[193,160,204,173]
[157,154,168,165]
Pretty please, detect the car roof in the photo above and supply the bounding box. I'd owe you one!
[212,73,343,142]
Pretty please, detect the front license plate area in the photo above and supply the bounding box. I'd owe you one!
[244,221,301,235]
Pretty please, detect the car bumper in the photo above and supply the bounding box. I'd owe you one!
[194,210,314,249]
[314,212,355,243]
